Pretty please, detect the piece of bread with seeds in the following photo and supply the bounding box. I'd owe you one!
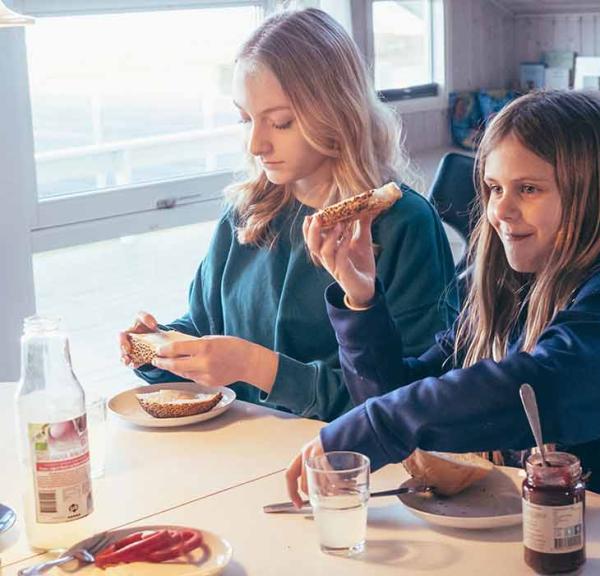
[129,330,197,366]
[136,389,223,418]
[314,182,402,228]
[402,449,494,496]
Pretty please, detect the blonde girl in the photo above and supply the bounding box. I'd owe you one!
[120,8,457,421]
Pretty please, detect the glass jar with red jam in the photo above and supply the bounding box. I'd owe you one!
[522,451,586,574]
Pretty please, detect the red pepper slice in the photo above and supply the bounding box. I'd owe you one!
[95,530,171,568]
[146,529,203,563]
[94,528,203,569]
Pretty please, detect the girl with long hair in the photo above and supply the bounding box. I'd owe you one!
[119,8,457,421]
[286,90,600,499]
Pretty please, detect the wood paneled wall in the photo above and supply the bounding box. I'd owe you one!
[514,13,600,66]
[402,0,514,153]
[402,2,600,153]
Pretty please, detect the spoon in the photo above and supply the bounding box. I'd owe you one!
[519,383,548,466]
[0,503,16,534]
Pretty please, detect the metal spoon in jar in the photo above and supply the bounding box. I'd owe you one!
[519,383,549,466]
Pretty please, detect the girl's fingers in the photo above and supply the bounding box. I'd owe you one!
[356,214,374,244]
[119,332,131,351]
[304,215,323,256]
[300,457,308,496]
[151,355,201,373]
[285,453,305,509]
[302,215,311,243]
[319,223,343,271]
[335,229,352,264]
[136,311,158,331]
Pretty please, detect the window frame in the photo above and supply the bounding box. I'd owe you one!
[8,0,272,251]
[352,0,446,108]
[4,0,446,252]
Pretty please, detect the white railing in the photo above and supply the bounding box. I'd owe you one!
[35,123,243,197]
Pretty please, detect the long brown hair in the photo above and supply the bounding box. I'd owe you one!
[225,8,418,246]
[456,91,600,368]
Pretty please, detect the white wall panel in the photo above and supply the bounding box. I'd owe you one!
[404,0,514,153]
[514,12,600,75]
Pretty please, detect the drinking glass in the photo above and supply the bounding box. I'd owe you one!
[86,396,107,479]
[306,451,370,556]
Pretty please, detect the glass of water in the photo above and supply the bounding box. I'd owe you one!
[86,396,107,479]
[306,451,370,556]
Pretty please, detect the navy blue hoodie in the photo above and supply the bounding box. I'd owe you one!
[322,262,600,492]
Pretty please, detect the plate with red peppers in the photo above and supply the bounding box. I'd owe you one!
[52,525,232,575]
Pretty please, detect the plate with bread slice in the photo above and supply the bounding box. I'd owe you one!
[108,382,236,428]
[397,450,524,529]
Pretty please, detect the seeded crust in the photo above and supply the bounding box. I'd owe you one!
[136,390,223,418]
[315,182,402,228]
[129,330,196,366]
[402,449,494,496]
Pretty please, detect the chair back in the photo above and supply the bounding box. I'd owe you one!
[427,152,477,246]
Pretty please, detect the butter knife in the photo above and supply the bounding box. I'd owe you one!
[263,485,434,513]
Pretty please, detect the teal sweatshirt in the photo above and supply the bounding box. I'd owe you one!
[136,186,458,421]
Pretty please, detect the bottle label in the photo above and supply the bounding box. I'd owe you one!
[523,499,584,554]
[28,414,93,523]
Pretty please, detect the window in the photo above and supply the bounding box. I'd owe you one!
[372,0,432,91]
[367,0,444,101]
[7,0,443,251]
[25,6,260,200]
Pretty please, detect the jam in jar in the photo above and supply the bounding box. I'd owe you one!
[522,452,586,574]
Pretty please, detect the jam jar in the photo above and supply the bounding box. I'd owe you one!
[522,452,586,574]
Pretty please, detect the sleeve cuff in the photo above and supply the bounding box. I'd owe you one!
[263,353,317,415]
[320,403,391,472]
[325,281,395,349]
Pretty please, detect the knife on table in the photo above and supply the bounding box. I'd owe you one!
[263,485,434,513]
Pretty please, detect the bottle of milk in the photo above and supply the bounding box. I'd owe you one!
[15,315,94,549]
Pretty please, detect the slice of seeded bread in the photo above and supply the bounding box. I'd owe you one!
[129,330,196,366]
[136,389,223,418]
[315,182,402,228]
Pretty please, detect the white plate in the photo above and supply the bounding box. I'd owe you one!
[108,382,236,428]
[54,525,232,576]
[398,465,525,529]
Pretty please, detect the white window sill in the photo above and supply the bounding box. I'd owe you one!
[387,92,448,114]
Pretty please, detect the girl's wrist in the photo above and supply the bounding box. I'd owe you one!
[343,294,374,311]
[243,341,279,393]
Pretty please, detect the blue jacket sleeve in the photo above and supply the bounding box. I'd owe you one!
[321,272,600,472]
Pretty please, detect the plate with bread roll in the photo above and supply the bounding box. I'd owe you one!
[108,381,236,428]
[398,450,524,529]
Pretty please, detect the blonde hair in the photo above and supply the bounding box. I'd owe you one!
[456,91,600,367]
[225,8,418,246]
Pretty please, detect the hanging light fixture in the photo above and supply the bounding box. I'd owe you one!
[0,1,34,27]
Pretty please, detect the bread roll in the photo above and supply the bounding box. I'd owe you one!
[129,330,196,366]
[402,449,494,496]
[136,389,223,418]
[314,182,402,228]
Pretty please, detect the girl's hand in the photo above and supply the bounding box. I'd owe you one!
[151,335,279,391]
[303,214,376,308]
[119,311,159,368]
[285,435,325,508]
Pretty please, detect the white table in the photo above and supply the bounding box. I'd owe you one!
[0,382,322,569]
[2,380,600,575]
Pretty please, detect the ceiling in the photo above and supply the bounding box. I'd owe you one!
[490,0,600,15]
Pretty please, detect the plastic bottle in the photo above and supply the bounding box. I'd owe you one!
[15,315,94,550]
